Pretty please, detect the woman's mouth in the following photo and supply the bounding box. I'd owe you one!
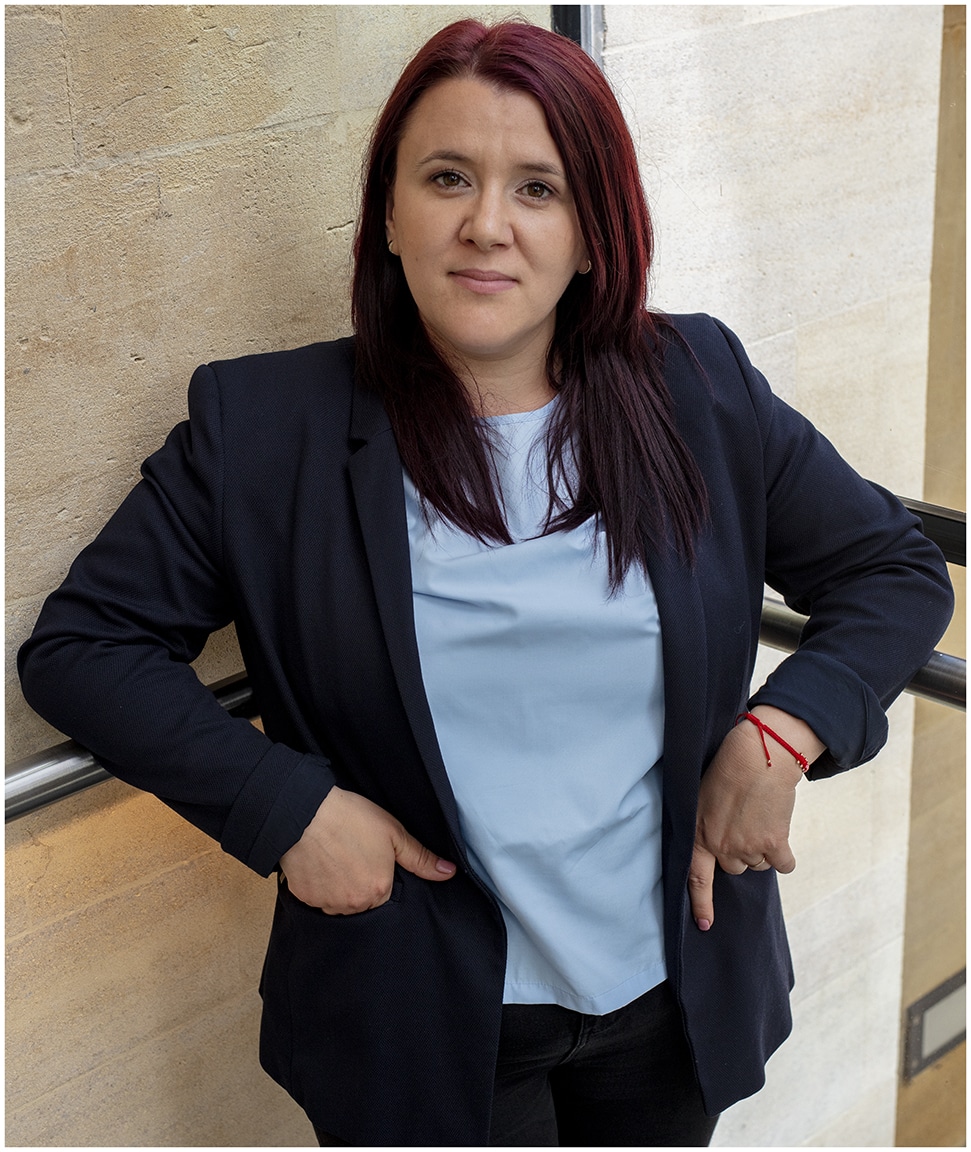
[451,269,518,295]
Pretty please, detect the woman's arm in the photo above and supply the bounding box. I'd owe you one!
[685,317,953,929]
[17,365,335,875]
[18,362,458,907]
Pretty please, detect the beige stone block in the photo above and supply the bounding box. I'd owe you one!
[6,990,315,1147]
[6,776,213,936]
[794,296,929,496]
[135,115,367,354]
[912,697,966,818]
[605,5,830,51]
[784,860,905,1007]
[5,6,77,175]
[61,5,345,157]
[7,846,274,1113]
[714,941,902,1146]
[801,1079,898,1147]
[901,794,966,1002]
[606,6,941,343]
[4,116,364,367]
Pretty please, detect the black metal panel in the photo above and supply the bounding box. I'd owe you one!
[899,496,967,567]
[903,969,966,1080]
[551,5,582,43]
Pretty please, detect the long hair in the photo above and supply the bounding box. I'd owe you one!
[352,19,707,588]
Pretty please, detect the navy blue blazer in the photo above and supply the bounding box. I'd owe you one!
[19,314,952,1145]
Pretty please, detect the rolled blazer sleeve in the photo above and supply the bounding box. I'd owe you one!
[706,319,954,776]
[18,363,336,875]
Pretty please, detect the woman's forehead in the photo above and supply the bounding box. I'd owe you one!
[397,78,563,169]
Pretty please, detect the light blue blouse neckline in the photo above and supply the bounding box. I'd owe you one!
[478,393,559,427]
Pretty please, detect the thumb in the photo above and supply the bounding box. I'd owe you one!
[392,826,456,881]
[688,842,716,932]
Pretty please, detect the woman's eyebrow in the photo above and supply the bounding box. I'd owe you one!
[416,149,565,178]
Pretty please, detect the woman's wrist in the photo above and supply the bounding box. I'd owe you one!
[746,704,825,777]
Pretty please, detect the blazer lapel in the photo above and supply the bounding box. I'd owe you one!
[346,383,467,848]
[647,547,710,898]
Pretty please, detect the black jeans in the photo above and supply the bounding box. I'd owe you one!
[489,980,717,1146]
[314,981,717,1147]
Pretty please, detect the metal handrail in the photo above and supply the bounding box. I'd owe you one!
[8,491,964,822]
[7,610,965,822]
[5,673,257,823]
[759,599,965,711]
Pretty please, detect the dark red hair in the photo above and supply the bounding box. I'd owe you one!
[352,19,707,586]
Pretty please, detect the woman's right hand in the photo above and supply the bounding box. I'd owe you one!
[279,786,457,913]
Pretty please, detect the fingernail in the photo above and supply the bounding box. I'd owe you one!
[436,859,456,875]
[696,918,711,932]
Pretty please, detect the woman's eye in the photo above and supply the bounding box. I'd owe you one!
[433,171,465,189]
[522,181,553,200]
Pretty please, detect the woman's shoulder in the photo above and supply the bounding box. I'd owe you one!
[653,312,777,445]
[658,312,747,371]
[185,336,359,445]
[172,336,360,464]
[205,335,356,397]
[654,311,758,401]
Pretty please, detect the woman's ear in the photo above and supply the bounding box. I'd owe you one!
[385,191,397,254]
[576,235,591,276]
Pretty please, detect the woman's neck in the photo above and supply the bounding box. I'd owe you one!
[451,348,557,417]
[425,328,556,417]
[465,372,556,418]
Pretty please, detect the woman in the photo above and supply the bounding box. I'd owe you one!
[18,18,952,1148]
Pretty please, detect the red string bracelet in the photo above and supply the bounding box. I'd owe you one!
[735,712,809,772]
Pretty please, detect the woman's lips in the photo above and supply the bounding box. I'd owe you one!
[451,269,517,294]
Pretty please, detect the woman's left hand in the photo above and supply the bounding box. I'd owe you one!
[688,706,824,931]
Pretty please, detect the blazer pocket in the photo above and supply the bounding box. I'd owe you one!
[277,868,405,921]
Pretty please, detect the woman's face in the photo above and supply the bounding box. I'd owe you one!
[386,76,588,377]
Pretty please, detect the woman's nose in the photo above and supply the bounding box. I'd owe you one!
[458,188,512,249]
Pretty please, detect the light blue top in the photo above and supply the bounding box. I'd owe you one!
[404,397,667,1014]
